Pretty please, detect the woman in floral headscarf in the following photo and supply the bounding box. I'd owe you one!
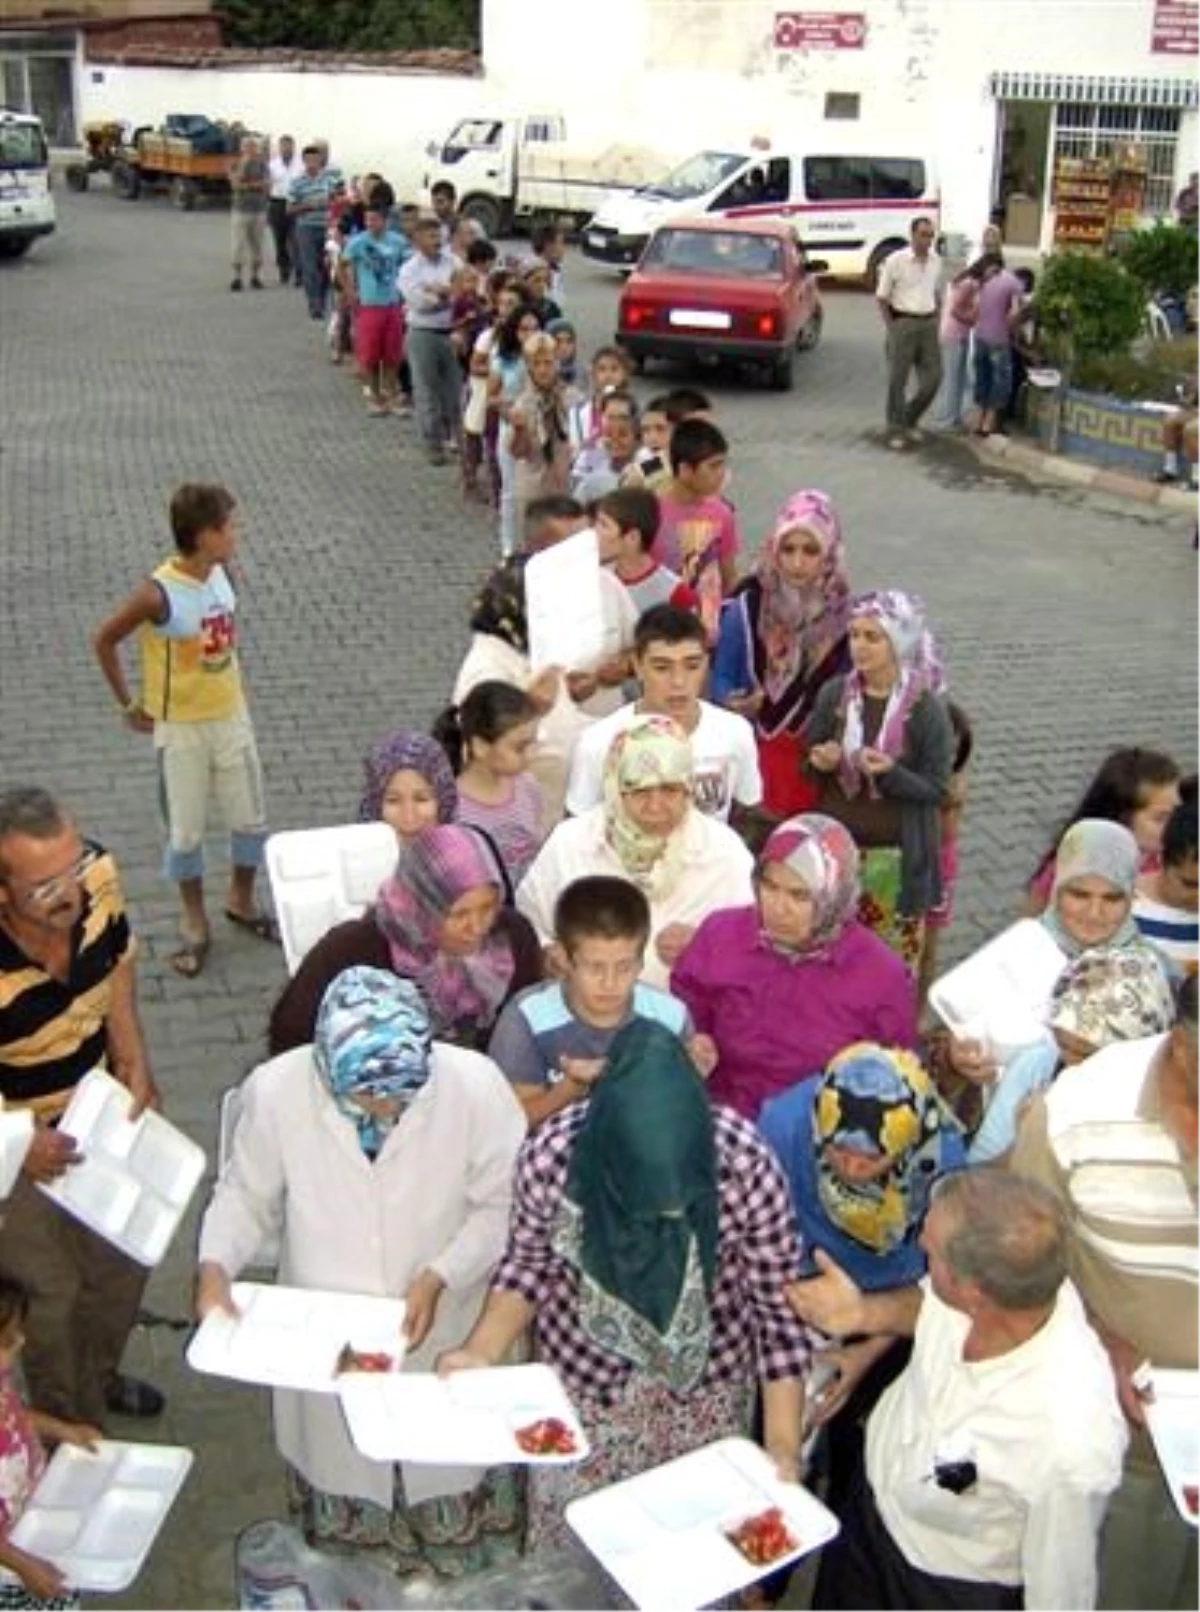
[516,715,755,989]
[956,819,1174,1161]
[358,729,458,844]
[268,824,542,1056]
[805,590,955,968]
[672,814,918,1120]
[762,1042,964,1511]
[713,489,852,819]
[198,967,527,1578]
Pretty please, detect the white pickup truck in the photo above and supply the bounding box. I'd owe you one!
[0,110,56,258]
[422,115,672,238]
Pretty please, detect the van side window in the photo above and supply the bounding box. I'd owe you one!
[804,155,925,201]
[871,159,925,198]
[710,156,791,210]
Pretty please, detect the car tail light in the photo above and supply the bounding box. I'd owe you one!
[753,311,779,339]
[622,302,655,329]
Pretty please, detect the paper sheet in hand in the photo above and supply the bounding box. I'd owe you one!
[4,1440,193,1593]
[1144,1369,1199,1528]
[38,1069,205,1267]
[928,918,1067,1060]
[567,1437,839,1610]
[339,1362,588,1465]
[0,1105,33,1200]
[188,1282,406,1394]
[526,528,610,672]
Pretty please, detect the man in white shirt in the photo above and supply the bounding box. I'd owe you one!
[398,214,464,465]
[876,216,943,452]
[789,1170,1127,1611]
[565,604,762,825]
[266,133,302,287]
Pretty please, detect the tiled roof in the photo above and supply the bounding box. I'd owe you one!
[83,41,482,73]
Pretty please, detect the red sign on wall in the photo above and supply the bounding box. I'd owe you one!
[1151,0,1198,53]
[774,11,868,50]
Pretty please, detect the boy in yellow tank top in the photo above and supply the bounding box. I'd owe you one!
[94,484,275,977]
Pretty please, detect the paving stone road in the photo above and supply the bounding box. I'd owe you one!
[0,190,1195,1609]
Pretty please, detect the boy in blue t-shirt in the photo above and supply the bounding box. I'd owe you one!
[487,875,714,1128]
[340,197,410,415]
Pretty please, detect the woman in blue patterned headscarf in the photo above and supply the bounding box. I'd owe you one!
[313,966,434,1157]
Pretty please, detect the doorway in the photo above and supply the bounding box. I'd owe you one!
[995,100,1051,246]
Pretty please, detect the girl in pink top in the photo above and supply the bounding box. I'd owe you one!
[433,681,547,885]
[0,1278,103,1608]
[932,254,999,432]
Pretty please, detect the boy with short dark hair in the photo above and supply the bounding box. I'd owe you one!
[1135,795,1198,978]
[654,418,740,645]
[487,875,708,1127]
[595,487,693,615]
[530,220,567,301]
[93,484,274,979]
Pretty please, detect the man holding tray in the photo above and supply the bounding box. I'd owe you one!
[0,786,164,1427]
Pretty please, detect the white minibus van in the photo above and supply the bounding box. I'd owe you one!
[0,110,55,259]
[582,146,939,283]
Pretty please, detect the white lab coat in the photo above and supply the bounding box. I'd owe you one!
[197,1043,527,1507]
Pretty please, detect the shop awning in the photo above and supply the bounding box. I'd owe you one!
[989,71,1198,108]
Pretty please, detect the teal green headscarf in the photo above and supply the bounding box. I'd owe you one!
[555,1019,720,1393]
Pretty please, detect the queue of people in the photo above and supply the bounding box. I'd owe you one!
[0,161,1194,1612]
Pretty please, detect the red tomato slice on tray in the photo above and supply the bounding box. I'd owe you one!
[726,1506,799,1567]
[514,1416,578,1456]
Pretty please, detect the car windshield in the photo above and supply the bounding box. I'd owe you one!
[643,228,784,278]
[642,150,746,201]
[0,121,47,170]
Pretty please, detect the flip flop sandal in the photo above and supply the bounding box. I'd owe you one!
[223,909,281,944]
[168,935,210,978]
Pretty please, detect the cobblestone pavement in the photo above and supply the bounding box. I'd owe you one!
[0,191,1195,1610]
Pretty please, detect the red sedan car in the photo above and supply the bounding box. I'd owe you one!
[616,216,826,391]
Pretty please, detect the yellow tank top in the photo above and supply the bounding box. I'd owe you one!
[139,558,244,723]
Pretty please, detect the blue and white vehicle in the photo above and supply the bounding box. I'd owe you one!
[0,111,55,259]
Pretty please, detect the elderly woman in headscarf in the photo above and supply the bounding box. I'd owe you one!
[197,967,527,1578]
[671,813,918,1121]
[438,1018,812,1548]
[948,819,1175,1161]
[764,1043,964,1511]
[268,823,542,1057]
[713,489,852,821]
[516,715,754,990]
[359,729,458,844]
[805,589,955,969]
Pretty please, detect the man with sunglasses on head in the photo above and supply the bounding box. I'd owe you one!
[0,786,163,1427]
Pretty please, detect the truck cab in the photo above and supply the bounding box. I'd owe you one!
[0,110,55,258]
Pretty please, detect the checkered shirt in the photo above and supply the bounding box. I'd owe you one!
[492,1103,812,1408]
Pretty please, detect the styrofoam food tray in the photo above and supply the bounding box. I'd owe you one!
[340,1362,589,1465]
[188,1282,406,1393]
[567,1436,839,1610]
[266,822,398,974]
[3,1440,192,1594]
[0,1106,33,1200]
[1144,1368,1198,1528]
[929,918,1067,1061]
[38,1070,205,1267]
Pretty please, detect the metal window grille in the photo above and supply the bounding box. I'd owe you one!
[1053,103,1181,216]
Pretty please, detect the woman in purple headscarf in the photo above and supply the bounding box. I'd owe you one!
[358,729,459,844]
[804,591,954,969]
[712,489,852,819]
[268,823,543,1056]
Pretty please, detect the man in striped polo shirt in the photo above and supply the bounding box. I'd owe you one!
[288,143,339,320]
[1011,972,1198,1610]
[0,787,164,1425]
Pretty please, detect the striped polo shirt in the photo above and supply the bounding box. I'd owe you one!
[0,844,134,1112]
[289,169,338,229]
[486,979,692,1089]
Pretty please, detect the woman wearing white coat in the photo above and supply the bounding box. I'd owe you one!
[195,966,527,1577]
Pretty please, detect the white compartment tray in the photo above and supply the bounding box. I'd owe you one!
[567,1436,839,1610]
[5,1440,192,1593]
[929,918,1067,1061]
[188,1282,407,1394]
[1144,1368,1199,1528]
[266,822,398,975]
[339,1362,589,1466]
[0,1106,33,1200]
[38,1070,205,1267]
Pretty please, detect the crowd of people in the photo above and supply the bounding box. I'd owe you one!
[0,136,1195,1612]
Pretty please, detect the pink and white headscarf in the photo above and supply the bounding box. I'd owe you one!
[838,591,946,798]
[759,812,861,957]
[754,489,852,704]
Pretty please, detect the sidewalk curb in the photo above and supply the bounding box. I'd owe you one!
[965,433,1198,515]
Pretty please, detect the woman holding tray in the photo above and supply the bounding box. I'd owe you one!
[439,1018,812,1549]
[268,823,541,1056]
[197,967,527,1577]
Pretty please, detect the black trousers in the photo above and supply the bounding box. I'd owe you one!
[813,1459,1024,1611]
[267,198,296,282]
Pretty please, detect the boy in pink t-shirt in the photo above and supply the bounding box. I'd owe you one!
[652,418,740,646]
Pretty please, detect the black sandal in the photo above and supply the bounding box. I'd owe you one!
[169,934,210,978]
[223,909,281,943]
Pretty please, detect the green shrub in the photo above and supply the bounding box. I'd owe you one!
[1036,251,1147,364]
[1073,336,1197,401]
[1118,221,1198,299]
